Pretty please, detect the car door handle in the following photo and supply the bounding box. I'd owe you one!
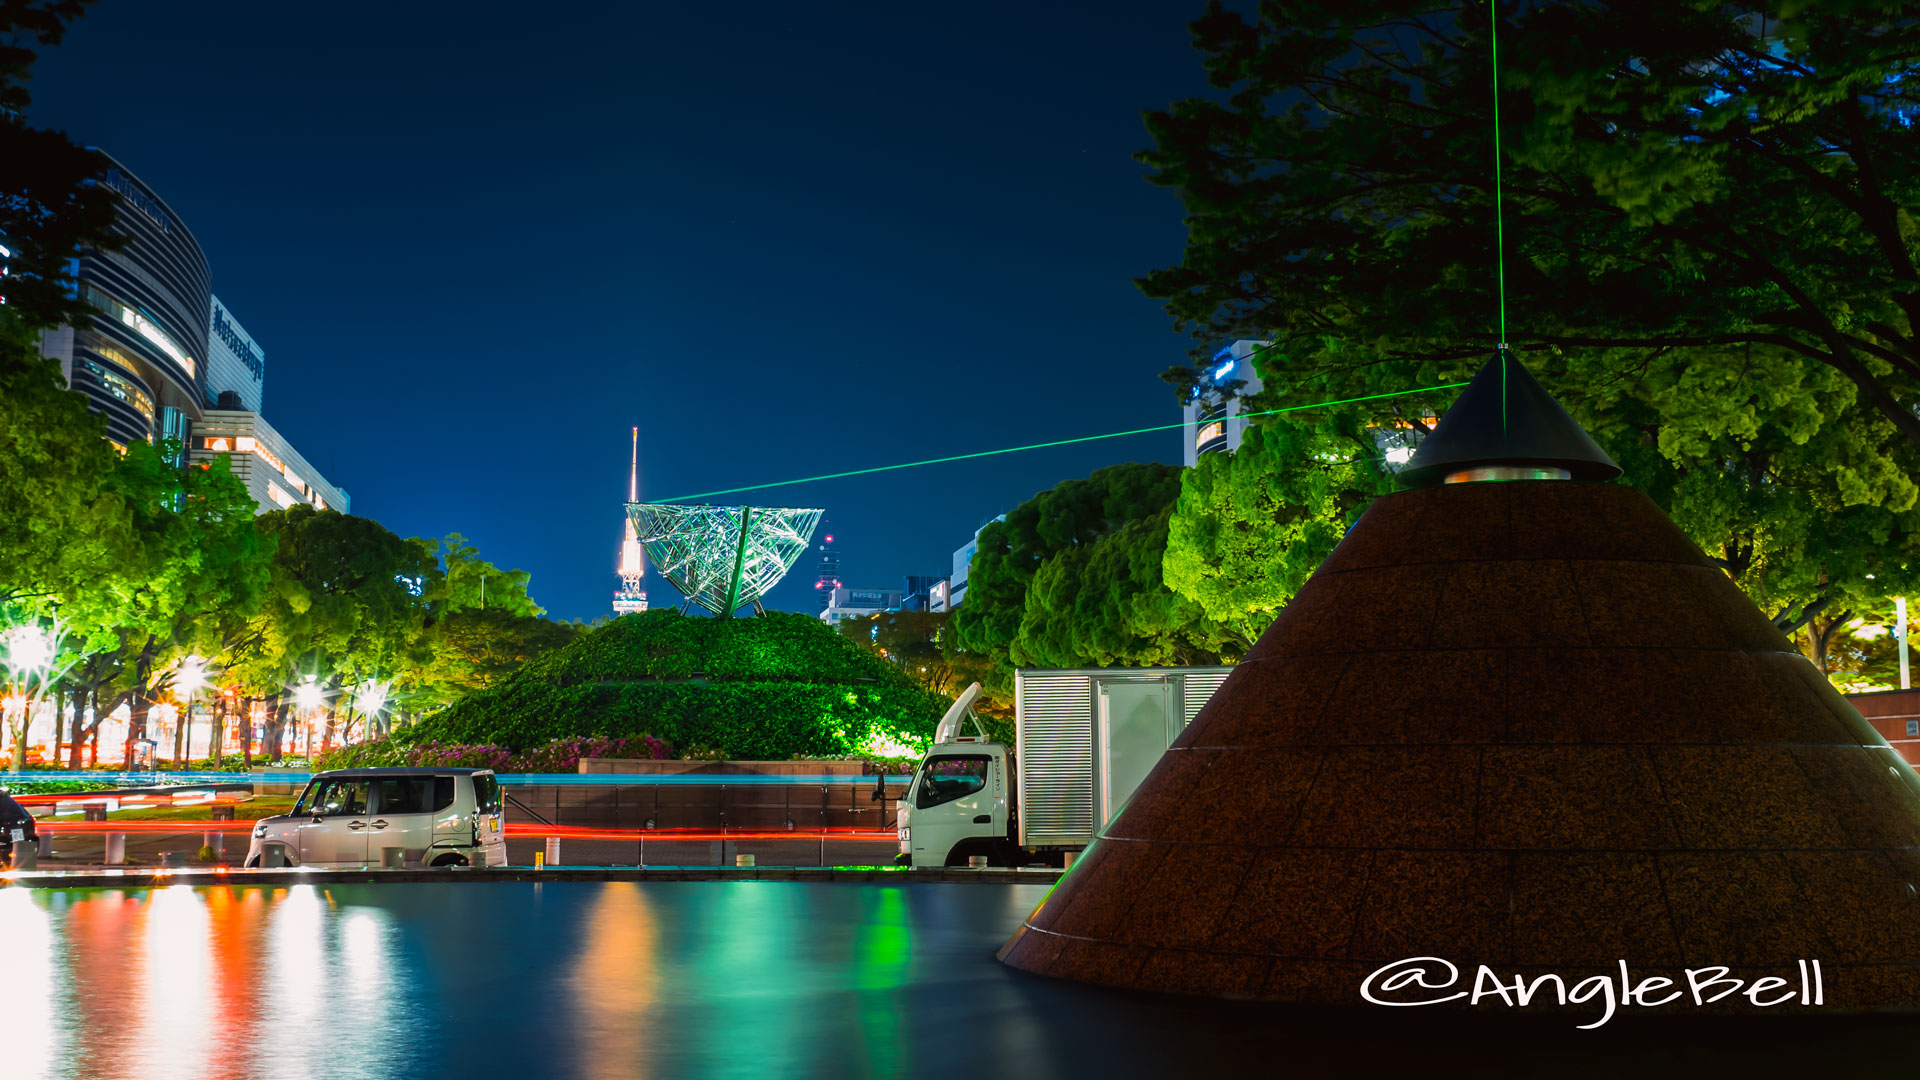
[369,820,389,830]
[346,821,367,831]
[973,815,992,824]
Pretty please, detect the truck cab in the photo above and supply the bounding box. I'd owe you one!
[898,683,1015,867]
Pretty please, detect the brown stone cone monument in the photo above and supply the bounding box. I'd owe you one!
[999,351,1920,1008]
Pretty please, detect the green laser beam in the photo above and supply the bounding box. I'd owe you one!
[656,381,1471,502]
[1489,0,1508,351]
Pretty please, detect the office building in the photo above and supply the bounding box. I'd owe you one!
[188,409,349,515]
[818,587,904,626]
[948,515,1004,609]
[207,296,266,413]
[41,153,211,455]
[1181,340,1269,467]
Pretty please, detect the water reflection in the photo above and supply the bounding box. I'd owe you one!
[1,884,422,1080]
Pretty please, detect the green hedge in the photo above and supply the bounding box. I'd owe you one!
[376,609,947,759]
[520,608,918,687]
[401,681,944,760]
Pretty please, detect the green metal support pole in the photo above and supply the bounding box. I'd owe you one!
[722,506,753,618]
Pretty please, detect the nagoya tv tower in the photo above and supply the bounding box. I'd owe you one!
[613,427,648,616]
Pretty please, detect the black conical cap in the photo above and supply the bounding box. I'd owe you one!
[1396,350,1621,488]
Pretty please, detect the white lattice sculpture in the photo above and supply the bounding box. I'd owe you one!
[626,503,825,616]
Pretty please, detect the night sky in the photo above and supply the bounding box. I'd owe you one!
[27,2,1216,621]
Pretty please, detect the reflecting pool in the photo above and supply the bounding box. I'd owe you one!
[6,882,1920,1079]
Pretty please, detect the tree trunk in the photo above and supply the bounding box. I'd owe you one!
[209,695,225,767]
[68,687,88,771]
[267,693,286,764]
[52,684,65,767]
[241,696,254,768]
[12,697,30,770]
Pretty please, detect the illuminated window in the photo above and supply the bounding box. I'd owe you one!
[1908,721,1917,737]
[266,481,298,509]
[84,286,196,377]
[77,359,156,421]
[1194,421,1225,449]
[200,437,233,452]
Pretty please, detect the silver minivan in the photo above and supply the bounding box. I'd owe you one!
[246,767,508,869]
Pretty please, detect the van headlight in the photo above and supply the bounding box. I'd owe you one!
[252,824,268,839]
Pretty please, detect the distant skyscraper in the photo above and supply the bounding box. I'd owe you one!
[614,427,648,616]
[814,528,841,612]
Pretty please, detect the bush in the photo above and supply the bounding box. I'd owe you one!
[315,735,671,772]
[337,609,950,762]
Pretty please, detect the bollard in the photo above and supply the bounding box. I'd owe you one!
[160,851,189,868]
[261,843,288,868]
[544,836,561,867]
[533,850,545,871]
[103,832,125,866]
[83,806,107,822]
[381,847,405,869]
[10,839,36,871]
[968,855,989,869]
[735,853,755,867]
[1062,850,1078,870]
[38,833,52,858]
[204,831,224,859]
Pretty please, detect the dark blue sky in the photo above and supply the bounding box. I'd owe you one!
[29,2,1216,621]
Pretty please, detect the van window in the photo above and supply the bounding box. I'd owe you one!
[434,776,455,812]
[372,777,434,815]
[297,779,369,817]
[915,755,989,809]
[471,773,502,814]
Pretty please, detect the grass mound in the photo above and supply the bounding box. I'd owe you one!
[346,609,946,763]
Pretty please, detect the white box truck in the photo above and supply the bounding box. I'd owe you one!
[897,666,1231,867]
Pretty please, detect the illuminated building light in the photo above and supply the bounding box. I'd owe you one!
[266,481,298,509]
[1194,421,1225,450]
[1214,360,1236,380]
[85,285,196,377]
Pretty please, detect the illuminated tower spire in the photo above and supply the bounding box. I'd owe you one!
[614,426,649,616]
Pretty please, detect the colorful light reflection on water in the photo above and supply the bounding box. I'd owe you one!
[0,882,1064,1080]
[4,880,1912,1077]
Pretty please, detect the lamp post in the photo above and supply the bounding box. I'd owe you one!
[1898,597,1910,692]
[2,624,55,771]
[175,656,207,768]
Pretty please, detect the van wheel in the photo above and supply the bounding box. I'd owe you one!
[429,853,468,869]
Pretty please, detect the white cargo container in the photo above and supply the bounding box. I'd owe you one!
[896,666,1230,867]
[1015,667,1232,849]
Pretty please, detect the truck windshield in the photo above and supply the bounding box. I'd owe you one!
[915,755,989,809]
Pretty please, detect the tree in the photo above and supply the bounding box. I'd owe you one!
[238,506,441,760]
[1137,2,1920,653]
[952,462,1241,684]
[0,1,122,334]
[835,609,991,697]
[436,532,542,617]
[1143,1,1920,450]
[1164,416,1396,647]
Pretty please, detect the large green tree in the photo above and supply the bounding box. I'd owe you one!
[0,1,121,333]
[1144,1,1920,447]
[1164,415,1395,647]
[952,462,1241,685]
[1138,1,1920,649]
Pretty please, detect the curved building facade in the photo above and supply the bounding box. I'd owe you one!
[68,152,211,452]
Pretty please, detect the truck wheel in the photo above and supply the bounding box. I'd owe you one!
[429,852,468,869]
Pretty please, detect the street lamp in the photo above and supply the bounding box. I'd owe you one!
[293,678,325,713]
[3,624,54,676]
[174,656,208,768]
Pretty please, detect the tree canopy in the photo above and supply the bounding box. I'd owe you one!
[1138,1,1920,651]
